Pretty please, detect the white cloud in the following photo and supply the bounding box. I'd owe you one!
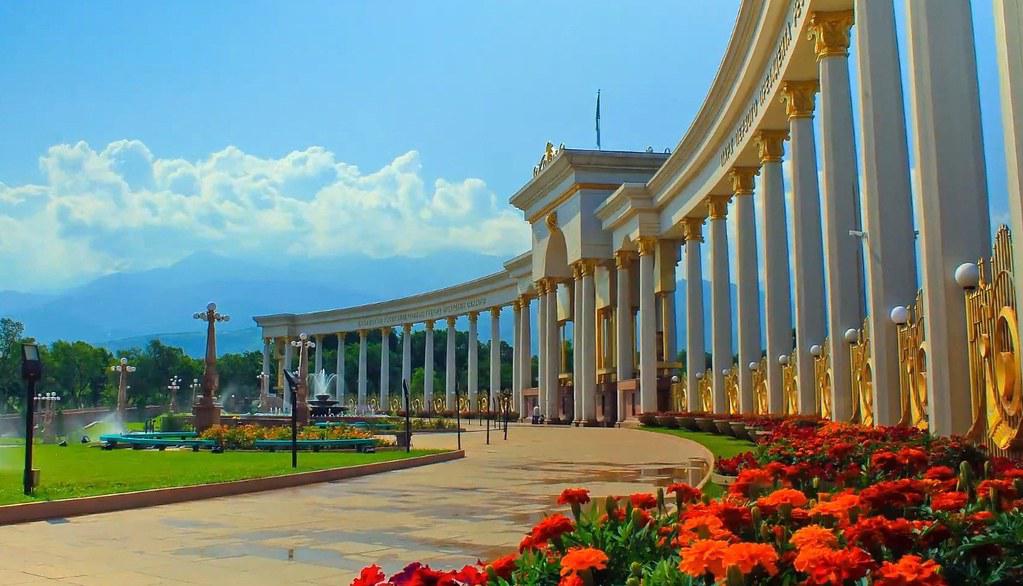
[0,140,530,291]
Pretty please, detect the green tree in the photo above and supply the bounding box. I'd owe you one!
[45,340,113,408]
[0,318,26,412]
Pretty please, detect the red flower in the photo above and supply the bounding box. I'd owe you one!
[351,565,387,586]
[558,574,584,586]
[844,516,916,556]
[487,554,516,580]
[667,482,702,503]
[924,466,956,480]
[559,547,609,576]
[520,514,575,552]
[629,493,658,509]
[794,546,875,585]
[874,555,946,586]
[931,491,969,512]
[859,479,928,515]
[557,488,591,506]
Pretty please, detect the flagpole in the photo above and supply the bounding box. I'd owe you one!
[595,89,601,150]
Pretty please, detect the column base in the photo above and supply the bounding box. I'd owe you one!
[192,399,221,433]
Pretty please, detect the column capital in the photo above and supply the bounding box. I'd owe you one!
[446,316,457,327]
[380,327,391,336]
[682,217,705,243]
[809,10,854,60]
[402,323,412,333]
[518,294,532,307]
[358,329,369,337]
[490,306,502,318]
[707,194,732,219]
[336,332,346,339]
[425,320,435,331]
[756,129,789,163]
[468,310,479,322]
[637,237,658,256]
[580,259,597,277]
[571,261,583,280]
[614,249,636,268]
[781,80,820,119]
[730,166,760,196]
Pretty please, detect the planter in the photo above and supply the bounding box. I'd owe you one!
[729,421,748,440]
[679,416,698,431]
[695,418,717,433]
[754,430,773,442]
[714,420,734,436]
[710,472,738,485]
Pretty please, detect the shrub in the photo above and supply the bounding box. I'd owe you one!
[638,413,659,427]
[657,415,680,429]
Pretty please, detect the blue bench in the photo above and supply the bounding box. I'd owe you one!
[253,438,377,452]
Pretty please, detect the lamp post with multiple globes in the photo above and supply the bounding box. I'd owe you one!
[110,358,136,422]
[193,302,229,431]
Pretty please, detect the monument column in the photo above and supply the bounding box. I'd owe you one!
[537,282,548,418]
[357,329,368,413]
[731,168,761,413]
[682,220,706,412]
[905,0,991,435]
[637,238,658,414]
[708,195,732,413]
[401,325,411,394]
[379,328,390,410]
[336,333,346,400]
[615,251,635,421]
[812,10,865,421]
[520,295,532,417]
[572,263,583,423]
[445,316,457,411]
[511,301,521,417]
[580,260,597,423]
[468,312,479,409]
[314,335,323,374]
[490,307,501,407]
[261,337,271,390]
[854,0,918,425]
[424,320,435,413]
[758,129,794,415]
[545,280,560,419]
[783,81,828,415]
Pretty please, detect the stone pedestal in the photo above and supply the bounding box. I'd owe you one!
[192,398,221,432]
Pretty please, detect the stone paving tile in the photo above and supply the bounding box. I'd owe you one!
[0,424,707,585]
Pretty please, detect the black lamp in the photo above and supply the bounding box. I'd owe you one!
[21,342,42,495]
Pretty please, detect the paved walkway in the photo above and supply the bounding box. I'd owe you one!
[0,423,708,585]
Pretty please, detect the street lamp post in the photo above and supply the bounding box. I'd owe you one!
[283,369,300,468]
[193,302,229,431]
[110,358,136,422]
[34,392,60,442]
[189,378,201,406]
[167,376,181,413]
[256,372,270,412]
[21,342,42,495]
[455,383,462,451]
[290,333,316,425]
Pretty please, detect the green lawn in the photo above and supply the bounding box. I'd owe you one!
[643,427,755,498]
[0,444,442,505]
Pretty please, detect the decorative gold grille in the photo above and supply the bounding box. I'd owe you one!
[390,397,401,412]
[849,320,875,426]
[782,353,799,415]
[725,365,740,414]
[964,226,1021,453]
[673,377,687,412]
[896,290,929,430]
[752,357,769,415]
[699,368,714,413]
[814,339,833,419]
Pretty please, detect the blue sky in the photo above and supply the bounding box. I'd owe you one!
[0,1,1012,294]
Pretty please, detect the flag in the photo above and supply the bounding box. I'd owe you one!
[595,89,601,150]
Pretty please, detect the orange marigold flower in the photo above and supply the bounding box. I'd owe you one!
[810,491,860,525]
[559,547,609,576]
[931,491,969,512]
[667,482,702,503]
[629,492,658,509]
[794,546,875,585]
[790,524,838,550]
[557,488,591,506]
[723,542,779,576]
[679,539,730,579]
[558,574,584,586]
[488,554,517,580]
[757,488,809,509]
[520,513,575,552]
[874,555,946,586]
[675,514,734,546]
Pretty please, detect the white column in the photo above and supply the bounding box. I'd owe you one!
[757,130,794,414]
[682,221,705,411]
[312,335,322,374]
[261,338,271,378]
[995,0,1023,369]
[854,0,919,425]
[638,239,658,414]
[537,284,548,418]
[615,251,634,422]
[401,325,411,396]
[572,264,583,423]
[468,312,479,409]
[512,301,521,417]
[784,81,828,415]
[357,329,368,413]
[732,169,762,413]
[283,341,294,409]
[905,0,991,436]
[812,11,865,421]
[708,196,732,412]
[581,261,597,423]
[545,282,560,419]
[490,307,501,407]
[424,321,435,412]
[379,328,390,409]
[520,296,532,417]
[336,333,346,401]
[445,316,456,411]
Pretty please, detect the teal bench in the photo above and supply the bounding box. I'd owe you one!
[253,438,377,452]
[99,434,215,451]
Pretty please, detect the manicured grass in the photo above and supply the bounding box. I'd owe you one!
[0,444,443,505]
[642,427,755,498]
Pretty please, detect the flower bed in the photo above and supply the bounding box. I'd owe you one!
[353,420,1023,585]
[200,424,378,449]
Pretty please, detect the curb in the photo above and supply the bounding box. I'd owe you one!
[0,450,464,526]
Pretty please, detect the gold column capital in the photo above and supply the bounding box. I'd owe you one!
[358,329,369,337]
[681,217,705,243]
[402,323,411,333]
[707,194,732,220]
[614,249,636,269]
[580,259,597,277]
[490,306,502,318]
[571,261,583,280]
[446,316,457,327]
[380,327,391,337]
[425,320,435,331]
[468,310,479,322]
[637,237,658,256]
[781,80,820,119]
[809,10,854,60]
[729,166,760,196]
[534,280,546,295]
[756,129,789,163]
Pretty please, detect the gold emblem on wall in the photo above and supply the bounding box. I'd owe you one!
[673,377,687,412]
[699,369,714,413]
[964,226,1021,453]
[895,292,929,431]
[814,340,833,419]
[849,322,875,426]
[752,357,769,415]
[725,366,740,414]
[533,142,565,177]
[782,354,799,416]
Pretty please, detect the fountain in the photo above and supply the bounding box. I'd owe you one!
[307,370,347,418]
